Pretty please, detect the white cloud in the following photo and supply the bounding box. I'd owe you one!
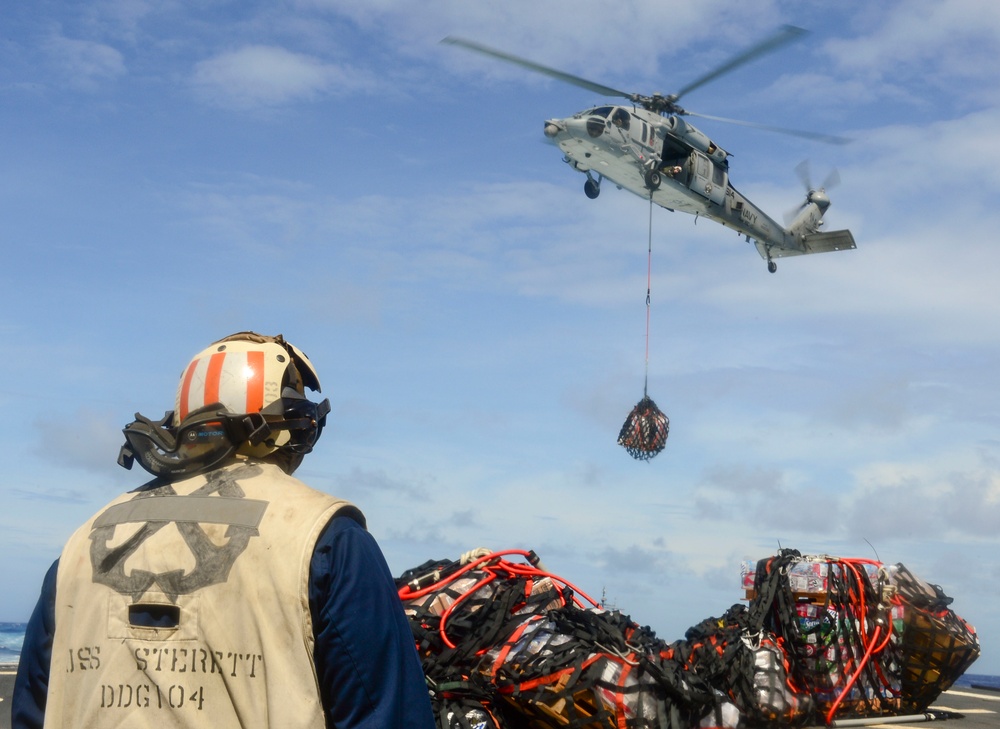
[847,452,1000,541]
[44,35,126,90]
[833,0,1000,70]
[824,0,1000,102]
[191,45,374,109]
[79,0,168,44]
[296,0,785,77]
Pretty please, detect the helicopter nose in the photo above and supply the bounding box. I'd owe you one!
[544,121,562,138]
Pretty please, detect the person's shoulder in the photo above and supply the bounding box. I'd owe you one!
[247,461,365,522]
[262,464,339,501]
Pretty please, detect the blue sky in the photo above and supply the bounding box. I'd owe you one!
[2,0,1000,673]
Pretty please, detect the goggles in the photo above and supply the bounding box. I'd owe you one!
[118,395,330,480]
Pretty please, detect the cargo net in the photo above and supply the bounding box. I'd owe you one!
[891,564,981,713]
[398,548,978,729]
[744,550,980,724]
[618,396,669,461]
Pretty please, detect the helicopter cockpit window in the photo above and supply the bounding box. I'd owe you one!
[611,108,631,130]
[584,107,614,138]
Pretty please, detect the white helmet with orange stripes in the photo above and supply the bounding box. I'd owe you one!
[118,332,330,479]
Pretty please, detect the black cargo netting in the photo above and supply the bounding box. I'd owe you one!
[398,548,979,729]
[618,395,669,461]
[890,564,981,712]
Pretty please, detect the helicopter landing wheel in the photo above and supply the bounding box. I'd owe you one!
[767,260,777,274]
[584,179,600,199]
[644,169,661,191]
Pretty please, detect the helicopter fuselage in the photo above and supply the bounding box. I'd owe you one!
[544,105,855,271]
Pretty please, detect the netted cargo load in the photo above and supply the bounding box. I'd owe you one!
[481,606,761,729]
[397,550,592,729]
[397,547,978,729]
[747,552,902,722]
[618,395,669,461]
[397,550,748,729]
[745,550,979,724]
[890,563,981,712]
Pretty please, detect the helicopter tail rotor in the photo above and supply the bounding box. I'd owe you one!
[785,161,841,223]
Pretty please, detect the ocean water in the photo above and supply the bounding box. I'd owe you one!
[955,673,1000,690]
[0,622,25,664]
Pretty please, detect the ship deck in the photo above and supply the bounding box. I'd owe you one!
[0,664,996,728]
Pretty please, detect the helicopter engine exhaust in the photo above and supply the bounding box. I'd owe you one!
[663,117,728,164]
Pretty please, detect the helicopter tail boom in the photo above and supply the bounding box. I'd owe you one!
[756,229,856,260]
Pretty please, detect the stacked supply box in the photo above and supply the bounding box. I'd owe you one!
[742,558,881,603]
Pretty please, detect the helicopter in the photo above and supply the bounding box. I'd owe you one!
[442,27,856,273]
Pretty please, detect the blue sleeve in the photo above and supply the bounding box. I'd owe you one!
[309,516,435,729]
[12,559,58,729]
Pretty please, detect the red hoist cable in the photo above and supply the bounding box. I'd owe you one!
[617,194,669,460]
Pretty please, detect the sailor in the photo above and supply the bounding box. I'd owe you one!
[13,332,435,729]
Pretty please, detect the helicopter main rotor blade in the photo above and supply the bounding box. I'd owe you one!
[686,111,852,145]
[441,36,633,101]
[673,25,807,102]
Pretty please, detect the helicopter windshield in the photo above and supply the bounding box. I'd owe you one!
[583,106,613,118]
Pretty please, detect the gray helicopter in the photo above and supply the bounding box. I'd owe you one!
[443,27,856,273]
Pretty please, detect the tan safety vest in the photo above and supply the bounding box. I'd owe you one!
[45,459,362,729]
